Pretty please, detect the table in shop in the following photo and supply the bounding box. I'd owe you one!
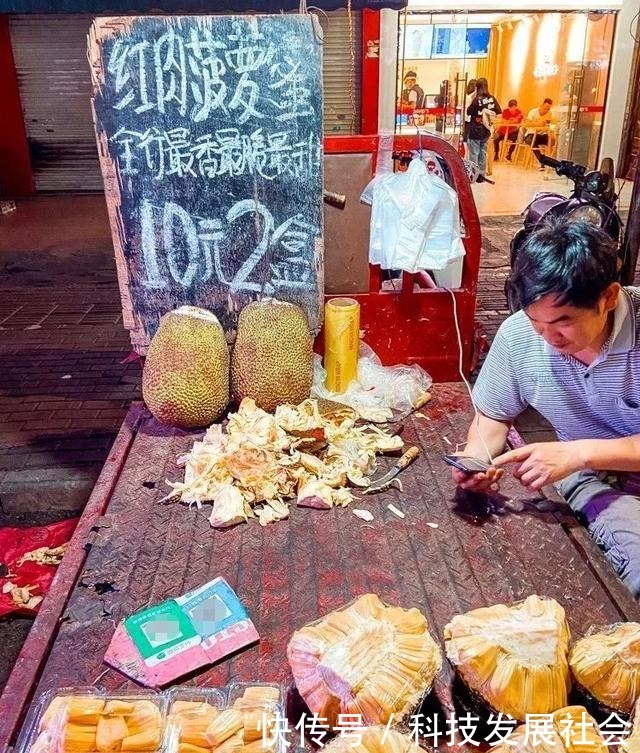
[2,384,639,749]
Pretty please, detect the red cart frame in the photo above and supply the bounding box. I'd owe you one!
[324,133,481,382]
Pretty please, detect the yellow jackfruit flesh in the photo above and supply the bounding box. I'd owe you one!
[32,697,163,753]
[491,706,606,753]
[569,622,640,714]
[287,593,442,728]
[444,594,571,721]
[231,299,313,412]
[143,306,229,428]
[96,716,128,752]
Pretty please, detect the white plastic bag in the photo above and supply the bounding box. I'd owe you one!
[361,157,465,272]
[312,343,433,423]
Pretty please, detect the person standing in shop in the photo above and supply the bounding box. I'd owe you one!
[462,78,477,146]
[401,71,425,109]
[466,78,501,181]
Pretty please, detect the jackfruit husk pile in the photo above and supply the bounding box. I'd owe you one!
[29,697,163,753]
[490,706,606,753]
[168,686,280,753]
[444,594,572,721]
[569,622,640,715]
[286,593,442,729]
[322,726,424,753]
[164,398,403,528]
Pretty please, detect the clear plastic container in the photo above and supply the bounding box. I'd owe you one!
[164,683,287,753]
[165,687,227,752]
[15,687,169,753]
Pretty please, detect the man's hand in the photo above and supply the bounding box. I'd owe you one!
[493,441,585,490]
[451,465,504,492]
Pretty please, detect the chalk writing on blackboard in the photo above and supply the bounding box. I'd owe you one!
[111,127,321,181]
[89,16,324,351]
[139,199,318,294]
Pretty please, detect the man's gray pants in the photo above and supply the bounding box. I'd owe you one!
[556,471,640,597]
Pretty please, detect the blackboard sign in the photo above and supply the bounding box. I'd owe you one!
[89,15,324,351]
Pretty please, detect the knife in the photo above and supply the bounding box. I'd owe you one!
[363,446,421,495]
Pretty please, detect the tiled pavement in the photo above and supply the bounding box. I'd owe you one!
[0,197,141,527]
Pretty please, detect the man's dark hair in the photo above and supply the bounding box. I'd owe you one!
[404,71,417,80]
[507,220,619,310]
[508,98,517,107]
[543,97,553,105]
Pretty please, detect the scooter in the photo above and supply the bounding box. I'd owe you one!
[508,153,629,310]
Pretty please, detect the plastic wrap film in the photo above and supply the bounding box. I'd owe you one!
[491,706,606,753]
[322,726,424,753]
[569,622,640,715]
[323,298,361,394]
[286,594,442,729]
[16,689,168,753]
[444,594,571,721]
[312,344,433,423]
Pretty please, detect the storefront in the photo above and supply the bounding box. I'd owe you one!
[396,10,616,169]
[1,10,362,193]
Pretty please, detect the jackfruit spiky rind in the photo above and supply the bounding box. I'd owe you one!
[231,299,313,413]
[143,306,230,429]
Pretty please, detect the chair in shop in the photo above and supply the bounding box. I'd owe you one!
[512,129,547,169]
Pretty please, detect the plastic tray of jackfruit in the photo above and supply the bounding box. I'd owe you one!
[15,683,287,753]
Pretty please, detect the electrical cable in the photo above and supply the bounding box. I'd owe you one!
[445,286,496,464]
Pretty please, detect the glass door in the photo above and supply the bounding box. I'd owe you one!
[556,12,615,168]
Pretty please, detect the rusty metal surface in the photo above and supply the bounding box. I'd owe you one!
[9,385,640,746]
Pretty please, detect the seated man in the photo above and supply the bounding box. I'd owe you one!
[495,98,523,161]
[524,97,556,165]
[452,221,640,595]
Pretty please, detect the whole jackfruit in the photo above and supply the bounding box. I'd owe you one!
[444,594,571,721]
[231,299,313,412]
[143,306,229,429]
[569,622,640,715]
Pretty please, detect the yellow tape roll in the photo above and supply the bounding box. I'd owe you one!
[324,297,360,394]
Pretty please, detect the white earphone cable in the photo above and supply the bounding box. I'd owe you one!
[445,286,495,464]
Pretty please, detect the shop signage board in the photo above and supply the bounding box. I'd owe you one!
[88,15,324,351]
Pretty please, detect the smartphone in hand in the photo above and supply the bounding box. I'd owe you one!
[443,455,491,475]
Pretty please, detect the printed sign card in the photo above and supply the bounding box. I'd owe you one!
[89,15,324,352]
[105,577,259,687]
